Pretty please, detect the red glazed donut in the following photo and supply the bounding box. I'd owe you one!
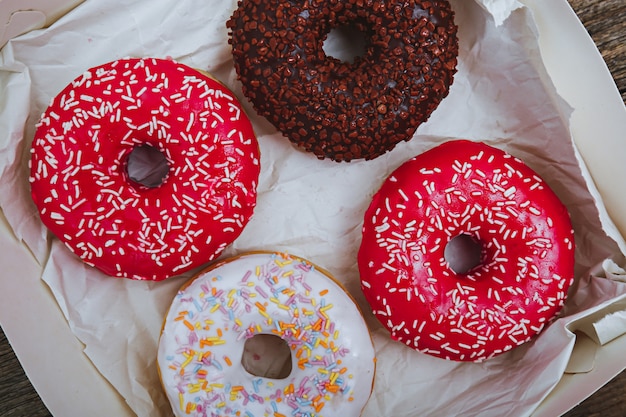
[227,0,458,162]
[29,58,260,281]
[358,140,575,361]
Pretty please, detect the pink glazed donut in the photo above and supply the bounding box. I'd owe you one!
[358,140,575,361]
[29,58,260,281]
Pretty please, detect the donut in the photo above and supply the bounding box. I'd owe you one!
[157,251,376,416]
[29,58,260,281]
[358,140,575,362]
[227,0,459,162]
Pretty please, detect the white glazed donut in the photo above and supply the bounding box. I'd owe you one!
[157,252,376,416]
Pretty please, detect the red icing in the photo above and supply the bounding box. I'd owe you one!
[358,140,575,361]
[29,58,260,281]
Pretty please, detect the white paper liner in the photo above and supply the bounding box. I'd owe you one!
[1,0,626,416]
[592,310,626,345]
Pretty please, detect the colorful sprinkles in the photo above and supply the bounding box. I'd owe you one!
[358,140,576,362]
[29,58,260,280]
[158,252,375,416]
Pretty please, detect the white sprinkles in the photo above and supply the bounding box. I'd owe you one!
[358,140,576,362]
[29,58,260,281]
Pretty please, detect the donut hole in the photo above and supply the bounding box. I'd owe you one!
[126,144,170,188]
[322,22,369,64]
[445,234,483,275]
[241,334,292,379]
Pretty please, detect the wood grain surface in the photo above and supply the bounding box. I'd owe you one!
[560,0,626,416]
[0,0,624,416]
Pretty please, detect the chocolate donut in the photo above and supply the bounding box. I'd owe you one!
[227,0,459,162]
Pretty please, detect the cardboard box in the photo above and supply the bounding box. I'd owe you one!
[1,0,624,415]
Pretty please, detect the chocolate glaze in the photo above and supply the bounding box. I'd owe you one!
[227,0,459,162]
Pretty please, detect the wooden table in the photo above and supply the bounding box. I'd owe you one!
[1,0,624,416]
[556,1,626,414]
[560,1,626,415]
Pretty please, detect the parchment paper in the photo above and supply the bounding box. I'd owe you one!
[2,0,626,416]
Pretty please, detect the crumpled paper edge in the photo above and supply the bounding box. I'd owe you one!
[475,0,524,26]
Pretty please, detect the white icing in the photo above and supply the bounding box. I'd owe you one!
[157,252,375,416]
